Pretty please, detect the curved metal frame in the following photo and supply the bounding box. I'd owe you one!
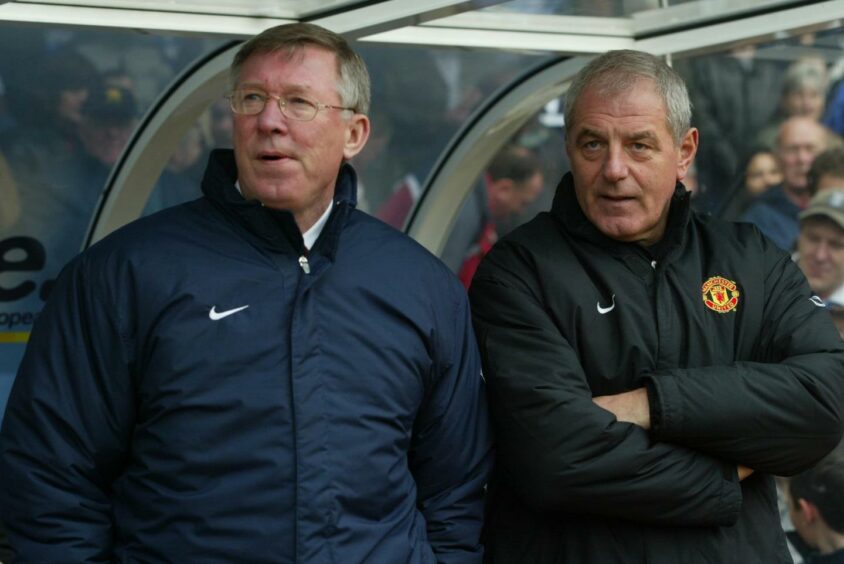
[87,45,589,257]
[407,56,590,255]
[83,0,844,256]
[85,43,588,260]
[87,40,240,246]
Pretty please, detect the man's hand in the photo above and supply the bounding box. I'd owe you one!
[737,465,754,481]
[593,388,650,430]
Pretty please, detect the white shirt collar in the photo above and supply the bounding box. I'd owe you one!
[826,283,844,306]
[235,181,332,251]
[302,200,333,251]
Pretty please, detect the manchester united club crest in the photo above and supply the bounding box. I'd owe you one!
[702,276,740,313]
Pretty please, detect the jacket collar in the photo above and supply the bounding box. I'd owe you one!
[550,172,692,262]
[201,149,357,258]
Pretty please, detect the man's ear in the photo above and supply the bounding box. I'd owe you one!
[798,498,819,524]
[343,113,370,160]
[676,127,699,181]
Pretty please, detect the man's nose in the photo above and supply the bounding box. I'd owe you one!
[256,98,289,133]
[798,147,816,164]
[813,241,831,262]
[602,146,628,182]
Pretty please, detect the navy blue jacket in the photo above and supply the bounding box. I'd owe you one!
[0,149,493,563]
[740,184,801,252]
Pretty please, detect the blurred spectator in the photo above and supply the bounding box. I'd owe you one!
[786,441,844,563]
[742,117,830,250]
[796,188,844,306]
[0,73,13,134]
[440,145,544,287]
[0,151,20,230]
[144,123,207,214]
[679,46,785,207]
[351,108,399,214]
[756,57,829,149]
[745,147,785,197]
[721,147,783,219]
[1,49,100,199]
[828,304,844,339]
[810,147,844,193]
[375,172,422,229]
[364,45,454,215]
[68,33,178,111]
[72,84,138,188]
[509,108,570,225]
[16,84,138,282]
[209,98,233,149]
[366,43,535,221]
[102,67,136,93]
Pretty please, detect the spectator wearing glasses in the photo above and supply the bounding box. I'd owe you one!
[0,23,492,563]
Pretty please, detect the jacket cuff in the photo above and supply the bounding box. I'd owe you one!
[716,465,744,526]
[643,374,682,440]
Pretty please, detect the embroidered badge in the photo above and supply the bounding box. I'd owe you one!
[701,276,740,313]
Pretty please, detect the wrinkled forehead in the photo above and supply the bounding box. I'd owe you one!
[235,44,341,85]
[779,122,826,149]
[570,77,668,126]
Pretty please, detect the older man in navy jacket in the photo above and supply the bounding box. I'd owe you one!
[0,23,492,563]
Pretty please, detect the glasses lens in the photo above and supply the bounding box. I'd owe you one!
[282,97,318,121]
[232,90,264,115]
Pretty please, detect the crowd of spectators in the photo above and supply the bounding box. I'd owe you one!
[0,26,222,301]
[0,16,843,564]
[678,41,844,257]
[680,43,844,564]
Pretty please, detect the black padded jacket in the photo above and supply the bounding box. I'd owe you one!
[470,173,844,563]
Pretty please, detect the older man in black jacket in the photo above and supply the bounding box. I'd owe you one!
[470,50,844,563]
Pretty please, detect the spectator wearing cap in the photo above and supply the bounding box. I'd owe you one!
[797,188,844,306]
[786,441,844,563]
[76,84,138,177]
[17,84,139,292]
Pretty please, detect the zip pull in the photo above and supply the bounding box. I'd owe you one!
[299,255,310,274]
[650,260,657,269]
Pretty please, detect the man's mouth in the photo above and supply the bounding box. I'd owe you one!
[258,152,290,162]
[601,194,634,203]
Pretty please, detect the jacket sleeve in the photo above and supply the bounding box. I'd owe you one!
[0,256,135,562]
[410,283,494,564]
[469,245,742,527]
[645,247,844,476]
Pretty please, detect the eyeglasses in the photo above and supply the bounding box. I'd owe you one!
[227,89,354,122]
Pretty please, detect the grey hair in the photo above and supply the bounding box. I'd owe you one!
[564,50,692,144]
[782,57,828,96]
[230,22,370,115]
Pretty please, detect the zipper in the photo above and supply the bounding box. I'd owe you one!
[298,255,310,274]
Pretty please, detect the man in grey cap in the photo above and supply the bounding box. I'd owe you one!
[797,187,844,306]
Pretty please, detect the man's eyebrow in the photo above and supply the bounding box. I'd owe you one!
[236,82,312,94]
[627,130,660,143]
[574,128,604,143]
